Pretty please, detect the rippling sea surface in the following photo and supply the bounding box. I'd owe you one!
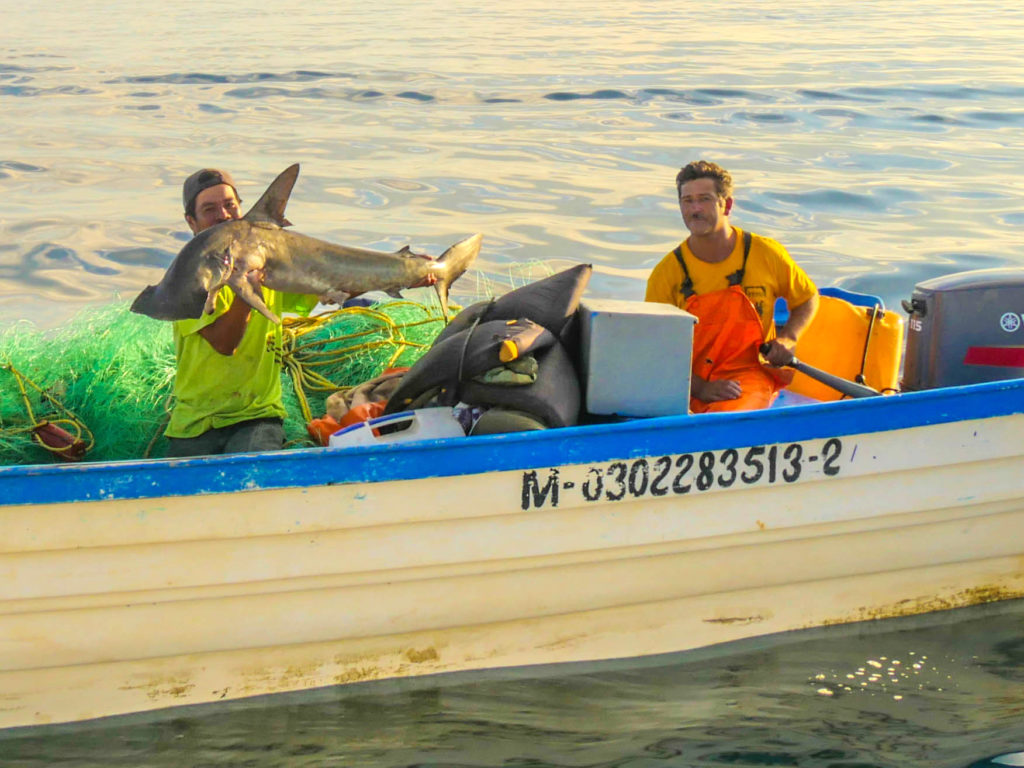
[2,0,1023,764]
[2,602,1024,767]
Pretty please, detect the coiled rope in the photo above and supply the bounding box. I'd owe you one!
[276,302,448,423]
[0,361,94,459]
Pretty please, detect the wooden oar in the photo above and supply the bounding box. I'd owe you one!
[760,344,882,399]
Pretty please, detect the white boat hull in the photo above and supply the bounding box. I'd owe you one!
[1,380,1023,729]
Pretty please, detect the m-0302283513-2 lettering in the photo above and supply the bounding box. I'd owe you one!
[521,438,848,511]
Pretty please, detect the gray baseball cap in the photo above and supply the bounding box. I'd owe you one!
[183,168,239,214]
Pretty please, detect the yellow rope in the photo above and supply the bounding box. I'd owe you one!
[274,302,447,424]
[1,361,95,458]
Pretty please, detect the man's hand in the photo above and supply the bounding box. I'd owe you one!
[693,375,742,402]
[410,272,438,288]
[244,267,265,291]
[761,337,796,367]
[762,294,820,367]
[408,251,437,288]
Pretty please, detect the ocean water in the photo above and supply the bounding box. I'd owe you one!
[1,601,1023,767]
[1,0,1023,764]
[3,0,1024,326]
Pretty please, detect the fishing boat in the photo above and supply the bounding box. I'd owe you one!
[1,267,1023,731]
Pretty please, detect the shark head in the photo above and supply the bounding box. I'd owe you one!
[130,164,300,322]
[130,222,240,320]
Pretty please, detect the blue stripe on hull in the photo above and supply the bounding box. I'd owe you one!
[1,379,1022,507]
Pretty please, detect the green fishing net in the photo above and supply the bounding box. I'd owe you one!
[0,300,447,466]
[278,300,448,446]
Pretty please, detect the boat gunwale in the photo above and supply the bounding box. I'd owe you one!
[1,377,1022,507]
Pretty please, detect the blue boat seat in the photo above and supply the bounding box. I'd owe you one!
[773,286,884,326]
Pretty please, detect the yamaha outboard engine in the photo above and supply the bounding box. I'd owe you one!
[901,268,1024,391]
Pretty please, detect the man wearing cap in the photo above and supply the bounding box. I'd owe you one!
[184,168,243,235]
[164,168,319,458]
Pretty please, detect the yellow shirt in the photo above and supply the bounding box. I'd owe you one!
[166,287,317,439]
[645,227,817,337]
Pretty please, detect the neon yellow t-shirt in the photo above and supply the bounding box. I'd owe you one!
[166,287,317,439]
[645,227,817,337]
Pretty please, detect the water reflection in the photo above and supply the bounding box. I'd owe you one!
[3,1,1024,328]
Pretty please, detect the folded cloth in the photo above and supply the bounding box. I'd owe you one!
[472,355,539,386]
[325,367,409,422]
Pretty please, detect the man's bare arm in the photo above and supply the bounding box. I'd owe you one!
[763,293,819,366]
[198,270,265,356]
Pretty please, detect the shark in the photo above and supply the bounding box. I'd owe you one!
[130,163,482,324]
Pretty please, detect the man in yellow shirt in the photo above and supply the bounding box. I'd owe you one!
[646,161,819,412]
[164,169,317,458]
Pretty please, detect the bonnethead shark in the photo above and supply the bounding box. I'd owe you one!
[130,164,482,324]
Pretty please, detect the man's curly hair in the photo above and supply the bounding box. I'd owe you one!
[675,160,733,199]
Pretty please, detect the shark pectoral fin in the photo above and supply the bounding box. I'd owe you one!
[203,287,221,315]
[243,164,299,227]
[253,304,282,324]
[318,289,352,306]
[227,275,282,324]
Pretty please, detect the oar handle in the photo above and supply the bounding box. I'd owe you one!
[759,343,882,399]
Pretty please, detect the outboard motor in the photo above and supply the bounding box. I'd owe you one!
[901,268,1024,390]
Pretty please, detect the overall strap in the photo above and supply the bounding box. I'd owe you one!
[726,230,752,287]
[672,245,695,299]
[675,229,752,299]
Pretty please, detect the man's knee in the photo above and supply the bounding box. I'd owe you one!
[165,431,225,458]
[224,418,285,454]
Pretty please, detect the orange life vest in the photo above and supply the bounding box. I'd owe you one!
[674,232,788,413]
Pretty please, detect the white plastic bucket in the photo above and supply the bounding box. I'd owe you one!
[328,408,465,448]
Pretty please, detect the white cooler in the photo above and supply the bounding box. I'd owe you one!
[579,298,696,417]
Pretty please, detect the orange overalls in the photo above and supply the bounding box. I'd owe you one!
[674,232,789,413]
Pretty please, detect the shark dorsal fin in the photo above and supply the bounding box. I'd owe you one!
[243,164,299,228]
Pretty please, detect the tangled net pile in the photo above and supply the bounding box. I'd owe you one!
[277,300,448,446]
[0,300,448,466]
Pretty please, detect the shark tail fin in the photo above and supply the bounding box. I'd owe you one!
[434,233,482,319]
